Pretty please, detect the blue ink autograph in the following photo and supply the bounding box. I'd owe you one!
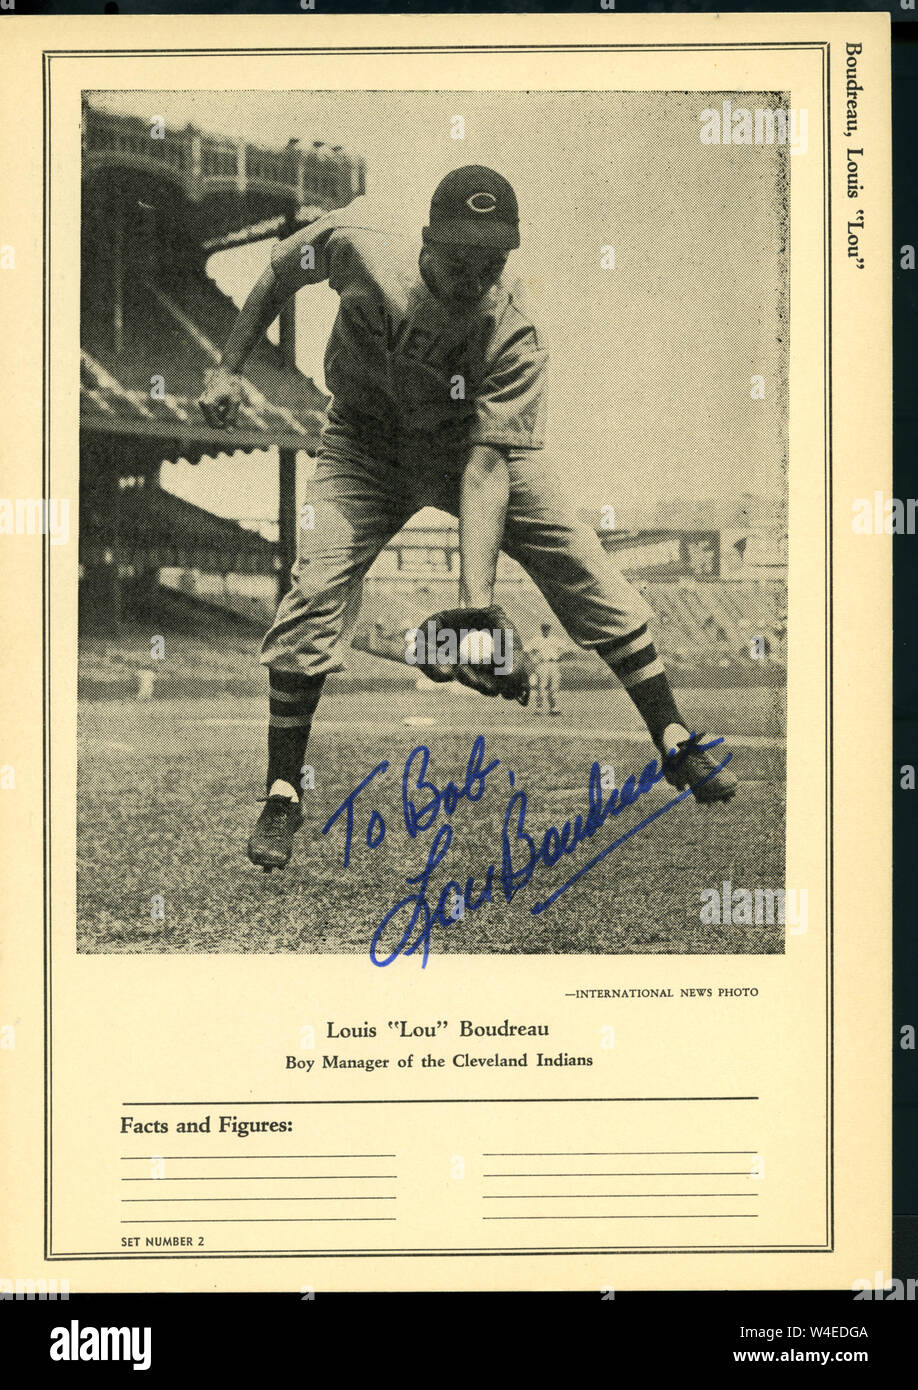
[321,734,731,969]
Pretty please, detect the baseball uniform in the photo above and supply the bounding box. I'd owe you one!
[531,631,566,710]
[259,200,652,678]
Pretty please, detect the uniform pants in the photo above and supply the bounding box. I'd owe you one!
[534,662,561,707]
[260,438,653,678]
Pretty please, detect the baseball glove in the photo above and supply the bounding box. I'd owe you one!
[415,605,532,705]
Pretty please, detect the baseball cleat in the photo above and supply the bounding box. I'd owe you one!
[247,795,304,871]
[660,732,738,805]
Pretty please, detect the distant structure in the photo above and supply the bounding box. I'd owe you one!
[349,510,787,680]
[79,99,366,626]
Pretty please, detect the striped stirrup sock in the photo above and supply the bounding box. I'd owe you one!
[266,670,326,796]
[596,626,683,747]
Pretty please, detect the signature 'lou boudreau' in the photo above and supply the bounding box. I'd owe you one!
[321,734,731,967]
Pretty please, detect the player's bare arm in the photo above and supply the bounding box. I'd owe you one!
[458,444,509,608]
[199,266,290,429]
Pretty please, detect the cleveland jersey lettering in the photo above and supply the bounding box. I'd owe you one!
[269,199,548,454]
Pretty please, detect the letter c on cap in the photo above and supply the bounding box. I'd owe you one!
[467,192,498,213]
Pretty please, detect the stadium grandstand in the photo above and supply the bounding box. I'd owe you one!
[78,98,785,701]
[79,98,362,639]
[348,515,787,691]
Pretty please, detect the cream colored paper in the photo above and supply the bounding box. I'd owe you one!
[0,12,890,1292]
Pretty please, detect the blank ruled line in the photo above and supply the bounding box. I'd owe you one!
[483,1214,760,1221]
[121,1196,397,1203]
[482,1193,758,1200]
[120,1218,397,1224]
[482,1172,754,1179]
[120,1154,398,1161]
[481,1151,758,1157]
[120,1175,397,1182]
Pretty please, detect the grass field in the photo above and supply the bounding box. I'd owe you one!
[77,681,785,957]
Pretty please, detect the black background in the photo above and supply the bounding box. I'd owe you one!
[3,0,915,1371]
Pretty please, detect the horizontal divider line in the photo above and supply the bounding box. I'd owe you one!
[483,1214,760,1220]
[121,1175,397,1182]
[120,1154,398,1161]
[49,47,830,56]
[121,1097,758,1106]
[120,1218,397,1224]
[481,1151,758,1157]
[483,1193,759,1199]
[122,1196,397,1202]
[483,1172,754,1178]
[48,46,830,56]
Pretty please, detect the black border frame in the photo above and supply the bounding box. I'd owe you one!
[44,38,834,1262]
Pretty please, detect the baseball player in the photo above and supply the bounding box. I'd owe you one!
[199,165,737,872]
[531,622,566,716]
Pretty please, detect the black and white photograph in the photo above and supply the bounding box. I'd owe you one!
[77,88,790,958]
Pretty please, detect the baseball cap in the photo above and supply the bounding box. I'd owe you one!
[425,166,520,251]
